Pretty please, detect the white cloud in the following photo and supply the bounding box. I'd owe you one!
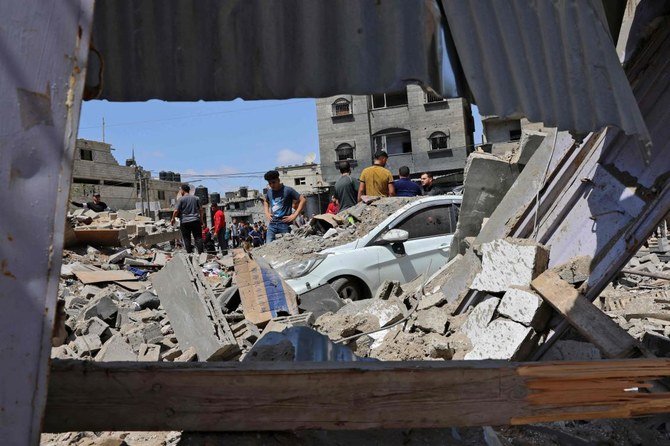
[276,149,306,166]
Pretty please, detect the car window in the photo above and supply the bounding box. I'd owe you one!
[395,205,453,239]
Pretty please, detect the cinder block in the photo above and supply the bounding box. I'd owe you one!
[471,238,549,293]
[462,297,499,344]
[138,343,161,362]
[73,333,102,356]
[464,318,535,360]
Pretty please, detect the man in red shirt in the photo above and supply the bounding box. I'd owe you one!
[212,203,227,255]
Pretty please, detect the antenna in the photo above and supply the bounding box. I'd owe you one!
[304,152,316,164]
[102,117,105,142]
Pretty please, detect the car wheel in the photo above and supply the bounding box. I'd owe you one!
[330,277,365,301]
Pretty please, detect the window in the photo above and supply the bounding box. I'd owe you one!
[373,129,412,155]
[294,177,306,186]
[510,129,522,141]
[157,190,166,200]
[429,131,449,150]
[332,98,351,116]
[80,149,93,161]
[425,91,445,103]
[395,205,454,239]
[370,90,408,109]
[335,143,355,161]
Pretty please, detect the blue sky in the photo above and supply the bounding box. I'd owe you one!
[77,99,483,193]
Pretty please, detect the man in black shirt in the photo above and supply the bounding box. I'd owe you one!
[70,192,109,212]
[171,184,204,254]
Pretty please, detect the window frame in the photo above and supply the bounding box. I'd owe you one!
[370,90,408,109]
[331,98,352,117]
[80,148,93,161]
[335,143,355,161]
[428,131,450,150]
[373,129,412,155]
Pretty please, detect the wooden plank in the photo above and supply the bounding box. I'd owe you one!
[0,2,94,444]
[531,271,640,358]
[44,359,670,432]
[74,228,129,247]
[73,270,137,284]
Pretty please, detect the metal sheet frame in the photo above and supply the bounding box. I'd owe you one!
[0,1,94,444]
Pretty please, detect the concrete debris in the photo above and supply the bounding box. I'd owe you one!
[297,284,344,318]
[254,197,420,264]
[497,287,549,330]
[464,319,536,360]
[413,307,449,334]
[462,297,499,345]
[471,238,549,293]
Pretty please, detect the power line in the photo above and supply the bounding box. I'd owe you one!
[79,99,314,130]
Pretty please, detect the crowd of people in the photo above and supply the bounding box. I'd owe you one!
[166,156,446,252]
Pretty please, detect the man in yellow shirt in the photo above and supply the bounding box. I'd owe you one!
[358,151,396,202]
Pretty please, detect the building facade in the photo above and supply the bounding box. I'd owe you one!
[481,116,548,156]
[316,85,474,183]
[275,163,327,195]
[71,139,182,211]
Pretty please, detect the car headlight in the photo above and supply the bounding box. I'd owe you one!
[276,255,326,279]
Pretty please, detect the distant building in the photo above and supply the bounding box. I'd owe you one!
[481,117,548,156]
[316,85,474,184]
[70,139,181,211]
[275,163,327,195]
[220,186,265,224]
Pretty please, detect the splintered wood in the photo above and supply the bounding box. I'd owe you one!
[531,270,641,358]
[44,359,670,432]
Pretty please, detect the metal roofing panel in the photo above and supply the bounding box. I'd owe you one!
[87,0,466,102]
[441,0,649,141]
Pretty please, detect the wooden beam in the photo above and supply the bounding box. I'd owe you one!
[531,270,642,358]
[45,359,670,432]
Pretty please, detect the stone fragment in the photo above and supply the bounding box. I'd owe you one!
[639,253,661,265]
[497,287,544,326]
[108,249,131,264]
[51,344,75,360]
[73,333,102,356]
[65,295,88,310]
[464,319,535,360]
[80,284,102,298]
[462,297,499,344]
[137,343,161,362]
[175,346,198,362]
[471,238,549,293]
[78,316,111,341]
[160,347,183,361]
[142,322,164,344]
[413,307,449,334]
[374,280,402,300]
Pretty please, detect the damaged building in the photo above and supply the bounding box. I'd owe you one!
[5,0,670,445]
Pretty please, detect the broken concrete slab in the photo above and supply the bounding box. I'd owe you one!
[151,253,238,361]
[431,249,482,305]
[413,307,449,334]
[82,295,118,323]
[471,238,549,293]
[137,343,161,362]
[511,129,547,166]
[462,297,499,344]
[73,333,102,356]
[449,152,521,256]
[497,287,550,330]
[464,318,535,360]
[108,248,131,264]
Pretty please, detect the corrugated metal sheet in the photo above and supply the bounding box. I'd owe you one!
[87,0,466,101]
[87,0,648,139]
[441,0,650,140]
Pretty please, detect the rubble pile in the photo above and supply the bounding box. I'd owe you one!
[67,208,179,247]
[254,197,419,264]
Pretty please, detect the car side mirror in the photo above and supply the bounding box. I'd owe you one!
[379,229,409,244]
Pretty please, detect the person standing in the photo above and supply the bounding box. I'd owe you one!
[170,184,204,254]
[420,172,442,196]
[394,166,422,197]
[212,202,227,255]
[249,224,263,247]
[230,218,239,248]
[263,170,306,243]
[358,151,395,202]
[334,161,359,211]
[70,192,110,212]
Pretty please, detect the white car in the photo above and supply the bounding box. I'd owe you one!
[275,195,462,300]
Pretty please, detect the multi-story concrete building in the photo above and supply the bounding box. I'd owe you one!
[316,85,474,184]
[70,139,182,211]
[275,163,327,195]
[481,116,549,156]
